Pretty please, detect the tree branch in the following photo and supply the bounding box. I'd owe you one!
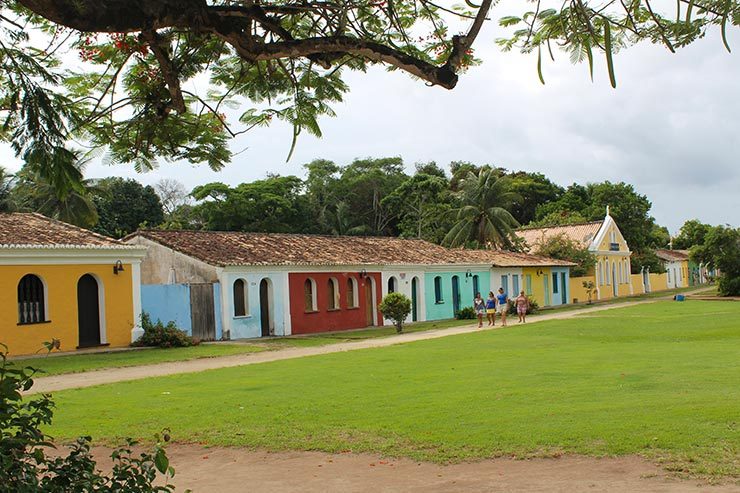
[141,29,186,114]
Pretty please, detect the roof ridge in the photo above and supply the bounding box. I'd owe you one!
[517,220,604,231]
[131,229,435,243]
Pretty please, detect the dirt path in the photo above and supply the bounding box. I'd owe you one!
[29,298,671,394]
[86,444,736,493]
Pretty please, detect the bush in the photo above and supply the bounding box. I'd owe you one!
[0,343,177,492]
[507,296,539,315]
[455,306,476,320]
[378,292,412,333]
[133,313,197,348]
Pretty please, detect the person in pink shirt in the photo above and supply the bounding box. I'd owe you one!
[515,290,529,323]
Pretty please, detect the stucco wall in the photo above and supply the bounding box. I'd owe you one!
[649,273,668,292]
[1,264,135,356]
[569,275,595,303]
[141,284,192,333]
[127,236,218,285]
[289,271,381,334]
[424,270,489,321]
[631,273,646,294]
[382,270,426,324]
[224,271,289,339]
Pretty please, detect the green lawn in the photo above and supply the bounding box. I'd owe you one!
[13,344,268,376]
[44,300,739,479]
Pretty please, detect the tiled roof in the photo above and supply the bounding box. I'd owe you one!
[655,249,689,261]
[0,212,129,248]
[127,230,574,268]
[515,221,604,252]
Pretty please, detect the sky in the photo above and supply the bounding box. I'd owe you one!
[2,16,739,234]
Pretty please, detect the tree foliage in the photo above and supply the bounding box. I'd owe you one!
[690,225,740,296]
[673,219,713,249]
[532,233,595,277]
[92,177,164,237]
[378,292,412,333]
[444,169,521,249]
[1,1,737,193]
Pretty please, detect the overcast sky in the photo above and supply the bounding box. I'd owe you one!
[2,19,738,234]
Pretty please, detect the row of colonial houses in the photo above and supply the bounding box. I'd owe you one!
[1,212,574,355]
[1,211,711,356]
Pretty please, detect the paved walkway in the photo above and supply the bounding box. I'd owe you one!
[29,293,703,394]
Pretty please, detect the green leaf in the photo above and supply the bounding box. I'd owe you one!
[603,21,617,89]
[586,43,594,82]
[721,13,732,53]
[154,447,169,474]
[537,47,545,85]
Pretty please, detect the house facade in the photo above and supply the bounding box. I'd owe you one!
[0,213,146,356]
[516,212,632,302]
[655,249,690,289]
[127,231,574,337]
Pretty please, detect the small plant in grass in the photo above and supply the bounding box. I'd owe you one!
[379,292,412,333]
[0,342,178,492]
[455,306,476,320]
[133,313,197,348]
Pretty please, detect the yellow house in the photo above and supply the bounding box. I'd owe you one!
[0,213,147,356]
[516,210,633,302]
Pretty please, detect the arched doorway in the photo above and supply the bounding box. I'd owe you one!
[387,276,397,293]
[259,278,273,337]
[411,277,419,322]
[77,274,101,347]
[451,275,461,315]
[364,277,376,326]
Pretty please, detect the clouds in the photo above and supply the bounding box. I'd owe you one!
[1,22,738,233]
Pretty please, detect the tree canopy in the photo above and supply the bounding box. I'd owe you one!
[2,1,739,193]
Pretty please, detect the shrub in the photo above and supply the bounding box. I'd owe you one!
[378,292,412,333]
[0,343,177,492]
[507,296,539,315]
[455,306,476,320]
[133,313,197,348]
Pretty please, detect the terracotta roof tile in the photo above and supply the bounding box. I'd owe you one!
[0,212,126,248]
[127,230,575,268]
[515,221,603,252]
[655,249,689,261]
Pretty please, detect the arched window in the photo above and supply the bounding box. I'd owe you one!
[304,278,317,312]
[347,277,358,308]
[328,278,339,310]
[233,279,248,317]
[434,276,443,303]
[18,274,46,324]
[387,276,398,293]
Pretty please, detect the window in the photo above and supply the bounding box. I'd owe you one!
[233,279,248,317]
[552,273,559,293]
[525,275,532,295]
[606,260,611,285]
[18,274,46,324]
[304,278,317,312]
[387,276,398,293]
[328,278,339,310]
[472,275,480,296]
[347,277,358,308]
[434,276,443,303]
[598,262,604,285]
[512,275,520,295]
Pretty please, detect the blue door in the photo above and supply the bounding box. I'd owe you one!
[451,276,461,315]
[500,275,508,294]
[561,272,567,304]
[512,275,519,296]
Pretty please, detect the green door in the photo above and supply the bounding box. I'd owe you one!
[411,277,418,322]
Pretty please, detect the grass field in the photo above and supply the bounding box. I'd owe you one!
[13,344,268,376]
[44,301,739,478]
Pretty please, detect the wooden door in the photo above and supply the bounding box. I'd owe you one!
[259,279,271,337]
[451,276,460,315]
[411,277,418,322]
[561,273,567,304]
[190,283,216,341]
[364,280,374,326]
[77,274,101,348]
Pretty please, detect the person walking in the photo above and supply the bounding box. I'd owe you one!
[515,290,529,323]
[473,292,486,328]
[496,287,509,327]
[485,291,496,326]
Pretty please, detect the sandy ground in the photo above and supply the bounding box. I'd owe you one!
[84,445,738,493]
[29,298,658,394]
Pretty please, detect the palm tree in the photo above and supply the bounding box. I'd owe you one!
[443,169,521,249]
[12,162,99,228]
